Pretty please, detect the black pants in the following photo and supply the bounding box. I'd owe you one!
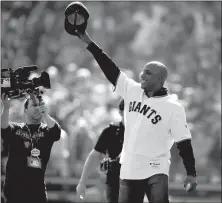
[119,173,169,203]
[3,191,47,203]
[106,174,120,203]
[3,194,47,203]
[2,183,47,203]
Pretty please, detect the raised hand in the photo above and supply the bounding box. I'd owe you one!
[1,93,11,109]
[77,31,93,46]
[39,102,47,116]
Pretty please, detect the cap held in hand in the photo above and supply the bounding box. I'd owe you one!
[64,2,89,36]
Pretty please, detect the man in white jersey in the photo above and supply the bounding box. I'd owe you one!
[64,5,197,202]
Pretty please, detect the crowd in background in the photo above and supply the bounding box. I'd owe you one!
[1,1,221,185]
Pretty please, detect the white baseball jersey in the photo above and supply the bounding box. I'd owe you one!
[114,72,192,180]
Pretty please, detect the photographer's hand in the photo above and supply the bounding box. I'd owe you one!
[1,93,10,128]
[39,102,56,128]
[39,102,47,115]
[1,93,10,109]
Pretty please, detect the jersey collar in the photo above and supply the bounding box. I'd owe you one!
[144,87,169,98]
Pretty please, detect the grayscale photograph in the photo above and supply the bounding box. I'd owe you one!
[1,1,221,203]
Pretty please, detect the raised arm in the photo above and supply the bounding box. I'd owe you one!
[39,100,56,128]
[42,114,57,129]
[78,31,120,86]
[1,93,10,129]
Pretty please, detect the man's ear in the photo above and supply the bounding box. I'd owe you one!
[156,76,161,82]
[158,76,164,84]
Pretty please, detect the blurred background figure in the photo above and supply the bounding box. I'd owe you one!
[76,99,124,203]
[1,1,221,203]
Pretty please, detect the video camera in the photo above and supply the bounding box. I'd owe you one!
[1,65,51,99]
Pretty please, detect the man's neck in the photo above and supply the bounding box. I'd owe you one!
[144,90,155,98]
[147,91,154,98]
[26,120,41,125]
[144,87,164,98]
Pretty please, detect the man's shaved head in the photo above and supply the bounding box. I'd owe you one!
[144,61,168,85]
[140,61,168,92]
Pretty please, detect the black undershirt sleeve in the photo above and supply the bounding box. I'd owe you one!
[94,127,110,155]
[87,42,120,86]
[47,122,61,142]
[176,139,197,177]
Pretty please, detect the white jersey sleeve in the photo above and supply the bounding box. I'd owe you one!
[169,104,192,143]
[114,71,137,99]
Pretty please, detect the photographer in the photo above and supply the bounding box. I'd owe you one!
[76,99,125,203]
[1,93,61,203]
